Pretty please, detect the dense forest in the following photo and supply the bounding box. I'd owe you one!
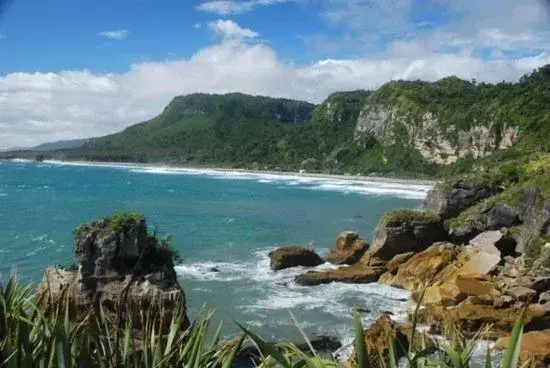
[4,65,550,178]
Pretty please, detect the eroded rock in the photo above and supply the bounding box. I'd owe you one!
[37,213,189,329]
[268,246,324,271]
[295,264,385,286]
[326,231,369,265]
[495,330,550,368]
[367,211,447,261]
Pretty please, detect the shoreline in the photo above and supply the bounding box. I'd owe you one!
[6,158,438,187]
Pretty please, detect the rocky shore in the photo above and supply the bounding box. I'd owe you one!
[32,173,550,367]
[270,177,550,367]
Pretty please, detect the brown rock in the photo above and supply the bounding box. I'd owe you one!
[455,275,500,297]
[413,283,466,307]
[268,246,324,271]
[295,264,385,286]
[347,314,409,368]
[493,295,515,309]
[495,330,550,368]
[327,231,369,265]
[470,294,494,306]
[416,299,550,339]
[386,252,415,273]
[379,243,459,291]
[506,286,537,302]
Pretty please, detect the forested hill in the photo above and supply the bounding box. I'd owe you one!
[6,65,550,178]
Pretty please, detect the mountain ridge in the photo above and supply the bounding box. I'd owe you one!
[3,65,549,178]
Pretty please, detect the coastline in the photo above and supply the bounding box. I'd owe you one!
[18,158,439,187]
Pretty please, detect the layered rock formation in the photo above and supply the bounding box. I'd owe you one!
[37,213,189,328]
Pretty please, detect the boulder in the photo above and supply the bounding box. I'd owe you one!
[366,211,447,261]
[530,277,550,295]
[417,299,550,339]
[326,231,369,265]
[540,292,550,305]
[454,275,500,297]
[459,241,501,276]
[379,243,459,291]
[386,252,415,273]
[37,213,189,329]
[495,330,550,368]
[505,286,537,302]
[493,295,514,309]
[347,314,410,368]
[413,283,466,307]
[424,180,501,219]
[268,246,324,271]
[295,264,385,286]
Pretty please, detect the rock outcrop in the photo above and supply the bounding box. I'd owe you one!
[366,211,447,261]
[495,330,550,368]
[37,213,189,329]
[268,246,324,271]
[327,231,369,265]
[295,264,385,286]
[424,180,502,219]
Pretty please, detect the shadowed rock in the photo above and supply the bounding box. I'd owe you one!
[37,213,189,329]
[268,246,324,271]
[326,231,369,265]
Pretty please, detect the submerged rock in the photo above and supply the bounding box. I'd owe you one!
[268,246,324,271]
[37,213,189,329]
[326,231,369,265]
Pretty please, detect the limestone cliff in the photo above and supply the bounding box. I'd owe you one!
[353,80,520,164]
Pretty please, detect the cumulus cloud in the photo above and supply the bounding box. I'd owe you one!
[2,32,549,149]
[2,1,550,149]
[208,19,259,39]
[197,0,292,15]
[98,29,129,40]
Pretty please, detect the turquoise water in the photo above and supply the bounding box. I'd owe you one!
[0,160,429,343]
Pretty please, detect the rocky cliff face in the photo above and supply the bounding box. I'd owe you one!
[355,103,519,165]
[37,213,189,328]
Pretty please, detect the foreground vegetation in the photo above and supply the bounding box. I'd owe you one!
[0,276,530,367]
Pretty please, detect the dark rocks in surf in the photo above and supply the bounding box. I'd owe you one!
[268,246,324,271]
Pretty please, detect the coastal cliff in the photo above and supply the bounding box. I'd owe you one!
[6,64,548,179]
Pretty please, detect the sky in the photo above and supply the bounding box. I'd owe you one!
[0,0,549,149]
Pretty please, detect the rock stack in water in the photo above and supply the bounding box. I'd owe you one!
[37,213,189,329]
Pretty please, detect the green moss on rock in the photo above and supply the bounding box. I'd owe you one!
[525,235,550,268]
[382,210,439,225]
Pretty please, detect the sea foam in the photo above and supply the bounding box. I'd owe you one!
[43,160,433,200]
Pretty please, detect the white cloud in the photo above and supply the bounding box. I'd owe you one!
[2,31,549,149]
[194,23,202,29]
[208,19,259,39]
[98,29,129,40]
[196,0,292,15]
[0,33,5,39]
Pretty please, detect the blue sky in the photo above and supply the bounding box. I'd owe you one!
[0,0,549,148]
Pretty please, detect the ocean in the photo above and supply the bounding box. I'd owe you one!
[0,159,431,345]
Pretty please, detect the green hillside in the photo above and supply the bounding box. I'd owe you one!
[4,65,550,178]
